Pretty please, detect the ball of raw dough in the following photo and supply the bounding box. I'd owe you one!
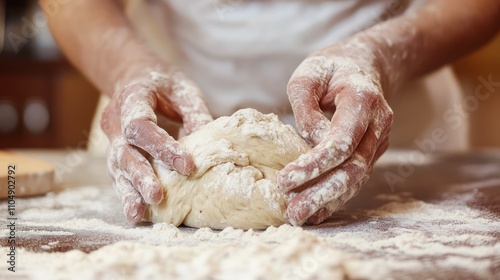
[144,109,311,229]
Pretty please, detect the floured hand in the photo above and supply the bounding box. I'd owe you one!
[278,37,394,226]
[101,68,213,224]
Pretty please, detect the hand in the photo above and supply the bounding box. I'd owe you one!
[278,38,394,226]
[101,68,213,224]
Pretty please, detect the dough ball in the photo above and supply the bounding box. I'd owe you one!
[144,109,311,229]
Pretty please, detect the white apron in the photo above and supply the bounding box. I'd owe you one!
[88,0,468,155]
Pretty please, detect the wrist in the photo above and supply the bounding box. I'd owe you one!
[112,64,166,95]
[353,16,422,96]
[89,28,172,96]
[111,56,172,96]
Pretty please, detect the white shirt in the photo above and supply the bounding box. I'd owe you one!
[160,0,397,117]
[88,0,468,155]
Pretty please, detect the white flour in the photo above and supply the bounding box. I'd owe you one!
[1,149,500,279]
[1,177,498,280]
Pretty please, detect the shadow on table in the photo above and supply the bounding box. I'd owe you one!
[344,150,500,215]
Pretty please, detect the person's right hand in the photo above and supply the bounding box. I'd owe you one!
[101,68,213,224]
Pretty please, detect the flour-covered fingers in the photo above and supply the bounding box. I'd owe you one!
[287,79,330,146]
[286,127,378,225]
[287,56,335,146]
[100,99,121,140]
[374,136,389,162]
[307,136,388,225]
[286,158,363,226]
[305,183,360,225]
[120,87,195,176]
[371,106,392,161]
[278,96,372,192]
[305,207,331,226]
[155,73,214,135]
[114,174,145,224]
[122,149,163,204]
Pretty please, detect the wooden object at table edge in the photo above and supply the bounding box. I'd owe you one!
[0,150,55,199]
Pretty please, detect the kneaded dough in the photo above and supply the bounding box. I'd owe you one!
[144,109,311,229]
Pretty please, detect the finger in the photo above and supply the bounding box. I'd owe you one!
[305,184,359,225]
[287,127,378,226]
[286,157,363,226]
[100,101,121,140]
[372,102,394,140]
[373,136,389,162]
[278,92,372,192]
[308,167,372,226]
[114,174,146,224]
[371,107,392,161]
[305,207,331,226]
[151,71,214,135]
[109,138,163,204]
[287,56,335,146]
[120,87,195,175]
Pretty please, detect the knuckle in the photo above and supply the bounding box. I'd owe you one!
[361,90,380,109]
[296,114,330,146]
[287,76,322,97]
[333,137,353,156]
[384,105,394,120]
[123,119,146,142]
[287,77,308,94]
[108,138,128,167]
[297,119,323,145]
[381,106,394,127]
[100,104,115,135]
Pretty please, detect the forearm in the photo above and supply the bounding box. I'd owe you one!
[41,0,165,96]
[358,0,500,94]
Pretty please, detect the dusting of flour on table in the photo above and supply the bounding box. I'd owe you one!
[1,151,499,279]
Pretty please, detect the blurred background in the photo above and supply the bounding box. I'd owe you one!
[0,0,99,149]
[0,0,499,149]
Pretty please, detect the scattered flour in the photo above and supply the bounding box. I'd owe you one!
[1,154,499,279]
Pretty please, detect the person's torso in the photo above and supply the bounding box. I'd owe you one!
[154,0,407,117]
[96,0,467,154]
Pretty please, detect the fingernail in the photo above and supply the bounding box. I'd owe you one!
[173,157,190,175]
[124,203,138,223]
[147,187,163,204]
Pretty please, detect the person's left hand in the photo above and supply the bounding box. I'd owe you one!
[277,38,394,226]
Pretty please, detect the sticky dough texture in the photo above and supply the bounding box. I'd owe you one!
[144,109,311,229]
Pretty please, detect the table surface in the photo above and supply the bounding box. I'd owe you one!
[1,149,499,279]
